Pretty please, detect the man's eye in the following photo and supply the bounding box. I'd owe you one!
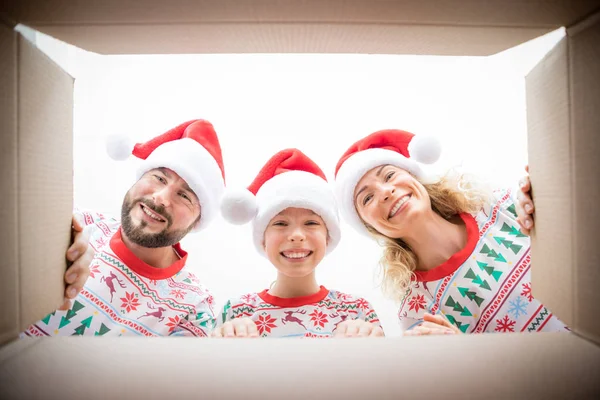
[154,175,167,184]
[179,192,191,203]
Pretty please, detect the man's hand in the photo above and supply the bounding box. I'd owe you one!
[403,313,461,336]
[333,319,384,338]
[60,215,94,310]
[516,165,535,235]
[212,317,259,338]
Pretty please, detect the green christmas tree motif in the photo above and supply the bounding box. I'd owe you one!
[445,314,470,333]
[221,301,232,324]
[493,236,523,255]
[506,203,518,218]
[445,296,473,316]
[457,287,485,307]
[476,261,503,282]
[41,311,56,325]
[500,222,527,238]
[480,244,507,263]
[465,268,492,291]
[183,278,192,284]
[95,323,111,336]
[59,316,71,329]
[72,316,93,336]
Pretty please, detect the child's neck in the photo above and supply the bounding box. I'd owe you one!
[268,272,321,298]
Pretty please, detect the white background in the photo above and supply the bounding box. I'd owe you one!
[28,26,563,336]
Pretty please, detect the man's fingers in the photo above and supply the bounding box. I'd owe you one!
[72,215,84,232]
[57,298,71,311]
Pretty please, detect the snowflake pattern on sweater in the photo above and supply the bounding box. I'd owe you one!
[398,189,568,334]
[222,286,382,338]
[22,210,216,337]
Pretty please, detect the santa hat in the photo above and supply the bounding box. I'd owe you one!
[220,149,341,256]
[334,129,441,236]
[106,119,226,232]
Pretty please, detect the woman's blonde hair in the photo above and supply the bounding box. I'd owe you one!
[364,170,492,302]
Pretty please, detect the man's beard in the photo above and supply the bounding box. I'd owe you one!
[120,193,197,248]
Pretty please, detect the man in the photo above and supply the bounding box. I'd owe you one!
[24,119,226,337]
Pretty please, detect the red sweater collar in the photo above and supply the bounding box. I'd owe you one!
[414,213,479,282]
[109,228,188,280]
[258,286,329,307]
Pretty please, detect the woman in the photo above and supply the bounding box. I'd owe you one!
[333,129,567,335]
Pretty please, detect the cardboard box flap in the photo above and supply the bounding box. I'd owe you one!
[1,334,599,398]
[2,0,599,55]
[527,11,600,345]
[0,25,73,345]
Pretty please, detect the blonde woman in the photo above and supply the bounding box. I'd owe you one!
[333,129,567,335]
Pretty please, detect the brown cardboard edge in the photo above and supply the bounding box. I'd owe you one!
[0,333,599,399]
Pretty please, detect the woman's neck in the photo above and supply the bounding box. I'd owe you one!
[402,212,468,271]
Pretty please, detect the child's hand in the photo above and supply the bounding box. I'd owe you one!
[333,319,384,338]
[403,312,461,336]
[516,165,535,235]
[60,215,94,310]
[212,317,259,338]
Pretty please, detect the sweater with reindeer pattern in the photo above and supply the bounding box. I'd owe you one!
[222,286,382,338]
[22,210,216,337]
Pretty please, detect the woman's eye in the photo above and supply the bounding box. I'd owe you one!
[362,194,373,206]
[385,171,395,182]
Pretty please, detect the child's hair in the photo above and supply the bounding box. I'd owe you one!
[364,170,492,302]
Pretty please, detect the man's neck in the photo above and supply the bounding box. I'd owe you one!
[121,233,178,269]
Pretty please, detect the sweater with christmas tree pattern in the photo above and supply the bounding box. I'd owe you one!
[222,286,382,338]
[22,210,216,337]
[398,189,568,334]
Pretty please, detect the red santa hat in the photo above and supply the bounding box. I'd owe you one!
[106,119,226,232]
[220,148,341,256]
[334,129,441,235]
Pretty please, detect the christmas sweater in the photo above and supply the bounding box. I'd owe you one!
[23,210,216,337]
[222,286,382,338]
[398,189,568,334]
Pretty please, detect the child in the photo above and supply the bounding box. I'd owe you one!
[217,149,383,338]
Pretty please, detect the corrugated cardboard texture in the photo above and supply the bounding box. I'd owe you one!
[2,0,599,55]
[18,33,74,333]
[0,22,19,346]
[528,12,600,344]
[1,334,599,399]
[0,28,74,345]
[527,39,573,329]
[569,13,600,344]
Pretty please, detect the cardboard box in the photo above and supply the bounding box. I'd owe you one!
[1,1,599,398]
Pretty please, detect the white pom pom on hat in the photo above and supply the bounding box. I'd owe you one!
[106,134,135,161]
[407,134,442,165]
[220,188,258,225]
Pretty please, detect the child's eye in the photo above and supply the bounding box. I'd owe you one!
[362,194,373,206]
[305,220,320,226]
[385,171,395,182]
[272,221,287,226]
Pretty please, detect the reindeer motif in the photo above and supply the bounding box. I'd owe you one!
[281,309,307,329]
[100,271,127,301]
[139,303,167,322]
[330,312,349,331]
